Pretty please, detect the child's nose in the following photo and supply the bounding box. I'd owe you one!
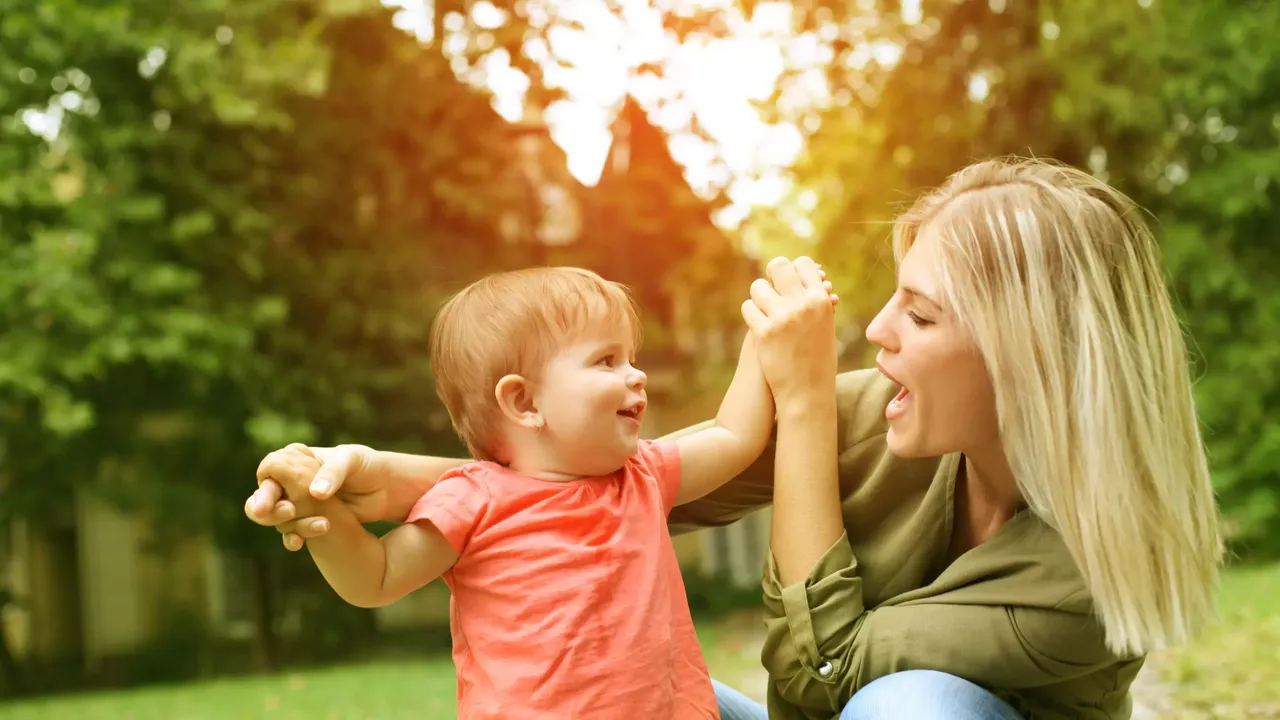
[628,368,647,390]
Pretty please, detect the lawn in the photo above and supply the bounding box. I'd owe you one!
[1155,562,1280,719]
[0,660,458,719]
[0,611,768,720]
[0,565,1275,719]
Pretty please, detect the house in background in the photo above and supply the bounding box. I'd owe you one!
[0,93,771,679]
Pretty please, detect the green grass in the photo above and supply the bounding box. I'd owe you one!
[1,565,1276,719]
[0,660,458,719]
[0,611,769,720]
[1157,562,1280,719]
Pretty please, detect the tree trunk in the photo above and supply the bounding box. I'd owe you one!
[247,555,279,672]
[0,593,20,698]
[432,0,446,51]
[0,636,16,698]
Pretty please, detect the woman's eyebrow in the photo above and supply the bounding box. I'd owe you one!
[901,285,944,311]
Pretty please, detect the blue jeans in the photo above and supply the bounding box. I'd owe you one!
[713,670,1024,720]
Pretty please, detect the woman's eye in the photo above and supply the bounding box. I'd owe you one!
[907,311,933,327]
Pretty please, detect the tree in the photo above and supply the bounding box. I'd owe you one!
[575,95,754,364]
[2,0,768,682]
[745,0,1280,555]
[0,0,553,673]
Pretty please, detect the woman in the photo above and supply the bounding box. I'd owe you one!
[246,157,1222,719]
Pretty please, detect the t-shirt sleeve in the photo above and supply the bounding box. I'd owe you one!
[405,467,491,557]
[631,438,682,514]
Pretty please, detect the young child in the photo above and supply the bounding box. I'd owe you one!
[280,266,831,719]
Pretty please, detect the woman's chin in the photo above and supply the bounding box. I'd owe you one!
[885,426,923,458]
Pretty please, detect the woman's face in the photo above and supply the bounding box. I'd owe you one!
[865,229,1000,459]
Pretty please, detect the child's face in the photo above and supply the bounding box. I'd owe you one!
[534,325,647,476]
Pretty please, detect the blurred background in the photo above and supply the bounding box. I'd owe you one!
[1,0,1277,717]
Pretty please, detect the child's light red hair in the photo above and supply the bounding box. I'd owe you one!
[429,267,642,461]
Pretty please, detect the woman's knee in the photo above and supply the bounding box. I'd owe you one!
[840,670,1023,720]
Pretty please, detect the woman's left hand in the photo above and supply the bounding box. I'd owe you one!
[741,256,839,409]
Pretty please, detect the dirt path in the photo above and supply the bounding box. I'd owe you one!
[1130,656,1176,719]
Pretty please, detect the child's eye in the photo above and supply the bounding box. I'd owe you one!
[597,354,615,366]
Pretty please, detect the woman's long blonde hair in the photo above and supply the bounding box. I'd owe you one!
[894,157,1222,657]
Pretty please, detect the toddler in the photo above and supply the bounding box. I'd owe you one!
[282,267,827,719]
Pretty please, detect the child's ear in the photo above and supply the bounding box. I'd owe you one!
[495,374,542,431]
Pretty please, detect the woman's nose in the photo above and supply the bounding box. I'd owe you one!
[865,300,898,351]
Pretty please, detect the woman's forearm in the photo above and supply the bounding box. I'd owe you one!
[365,449,471,522]
[770,392,844,586]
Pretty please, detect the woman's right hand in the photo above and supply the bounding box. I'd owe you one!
[246,443,389,551]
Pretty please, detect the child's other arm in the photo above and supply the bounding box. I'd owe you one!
[672,334,774,505]
[302,499,459,608]
[273,469,461,607]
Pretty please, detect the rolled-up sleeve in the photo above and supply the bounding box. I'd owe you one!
[761,531,865,713]
[760,534,1120,717]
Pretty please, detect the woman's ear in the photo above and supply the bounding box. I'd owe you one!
[495,374,542,431]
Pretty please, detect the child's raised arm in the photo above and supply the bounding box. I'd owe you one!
[671,335,775,505]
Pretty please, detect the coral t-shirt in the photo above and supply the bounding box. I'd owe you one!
[406,439,717,720]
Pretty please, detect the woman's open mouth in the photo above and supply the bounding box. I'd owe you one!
[877,362,911,421]
[886,385,911,421]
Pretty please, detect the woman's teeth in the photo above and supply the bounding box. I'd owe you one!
[886,387,911,420]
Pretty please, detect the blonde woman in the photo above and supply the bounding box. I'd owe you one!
[247,158,1222,719]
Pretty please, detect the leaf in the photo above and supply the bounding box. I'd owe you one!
[117,193,166,221]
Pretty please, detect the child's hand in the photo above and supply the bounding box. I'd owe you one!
[818,265,840,307]
[259,448,327,518]
[741,256,839,408]
[270,472,345,542]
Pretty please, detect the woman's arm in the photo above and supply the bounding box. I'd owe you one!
[762,572,1120,714]
[346,447,469,521]
[752,382,1124,713]
[249,433,776,547]
[770,385,842,586]
[741,256,844,584]
[751,367,1127,715]
[248,443,469,549]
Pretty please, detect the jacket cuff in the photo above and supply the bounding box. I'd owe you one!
[761,531,862,688]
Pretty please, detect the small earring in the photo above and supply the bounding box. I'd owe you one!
[534,418,544,433]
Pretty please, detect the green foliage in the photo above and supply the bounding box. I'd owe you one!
[0,0,550,535]
[6,0,1277,693]
[0,0,750,679]
[0,0,575,673]
[750,0,1280,556]
[682,571,763,620]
